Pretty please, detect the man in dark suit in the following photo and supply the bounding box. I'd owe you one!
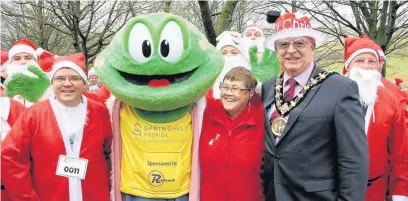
[261,12,369,201]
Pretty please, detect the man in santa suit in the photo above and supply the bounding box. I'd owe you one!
[343,36,408,201]
[1,53,112,201]
[374,42,408,125]
[242,21,265,59]
[5,38,52,107]
[0,50,26,201]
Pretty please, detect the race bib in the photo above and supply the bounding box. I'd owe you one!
[56,155,88,180]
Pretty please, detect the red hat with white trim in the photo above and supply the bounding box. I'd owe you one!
[8,38,43,61]
[38,50,58,73]
[244,21,264,37]
[264,13,327,51]
[1,50,8,72]
[342,35,380,75]
[50,53,87,82]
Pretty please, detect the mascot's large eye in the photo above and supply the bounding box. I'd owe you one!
[128,23,153,63]
[159,21,184,62]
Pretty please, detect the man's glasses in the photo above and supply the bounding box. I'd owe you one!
[275,39,310,50]
[219,84,250,93]
[53,76,83,83]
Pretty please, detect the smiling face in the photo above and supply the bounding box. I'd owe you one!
[276,37,315,77]
[52,68,86,107]
[94,13,223,111]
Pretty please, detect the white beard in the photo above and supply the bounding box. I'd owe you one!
[6,63,39,78]
[212,55,249,99]
[243,37,265,57]
[349,67,381,106]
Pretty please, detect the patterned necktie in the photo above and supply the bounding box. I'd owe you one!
[270,78,297,122]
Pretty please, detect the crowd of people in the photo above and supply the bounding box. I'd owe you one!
[1,10,408,201]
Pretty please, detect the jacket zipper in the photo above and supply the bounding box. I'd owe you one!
[212,121,253,201]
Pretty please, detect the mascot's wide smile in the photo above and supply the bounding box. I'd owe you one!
[94,12,223,112]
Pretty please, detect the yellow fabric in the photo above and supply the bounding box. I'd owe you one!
[120,104,192,198]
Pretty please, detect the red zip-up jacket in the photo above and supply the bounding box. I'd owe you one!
[199,94,264,201]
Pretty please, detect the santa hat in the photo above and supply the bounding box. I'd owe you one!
[264,13,327,51]
[243,21,264,37]
[88,68,97,78]
[216,31,246,53]
[37,50,58,73]
[1,50,8,72]
[8,38,43,61]
[343,36,380,75]
[50,53,87,82]
[394,78,403,87]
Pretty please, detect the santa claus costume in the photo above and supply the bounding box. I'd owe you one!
[0,50,27,201]
[1,53,112,201]
[242,21,265,59]
[209,31,250,99]
[5,38,54,107]
[343,36,408,201]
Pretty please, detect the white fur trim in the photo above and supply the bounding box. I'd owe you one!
[36,48,44,56]
[51,61,87,82]
[392,195,408,201]
[39,86,53,101]
[196,97,206,135]
[106,95,116,123]
[344,48,379,70]
[9,45,38,61]
[264,28,327,51]
[88,69,97,78]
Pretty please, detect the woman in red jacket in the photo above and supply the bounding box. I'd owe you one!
[200,67,265,201]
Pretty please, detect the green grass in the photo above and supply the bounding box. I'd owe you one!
[324,55,408,90]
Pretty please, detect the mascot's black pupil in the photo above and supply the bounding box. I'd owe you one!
[142,40,151,57]
[160,40,170,57]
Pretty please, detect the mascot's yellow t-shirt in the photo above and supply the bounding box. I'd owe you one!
[120,104,192,199]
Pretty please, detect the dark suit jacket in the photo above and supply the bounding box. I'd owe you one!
[261,67,368,201]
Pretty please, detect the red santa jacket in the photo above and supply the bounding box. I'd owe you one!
[1,98,26,201]
[365,87,408,201]
[381,77,408,126]
[199,94,264,201]
[1,99,112,201]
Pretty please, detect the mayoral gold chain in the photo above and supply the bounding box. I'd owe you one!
[271,70,337,137]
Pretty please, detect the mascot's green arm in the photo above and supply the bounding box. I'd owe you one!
[5,65,51,102]
[249,46,280,83]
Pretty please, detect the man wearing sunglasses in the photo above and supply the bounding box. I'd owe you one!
[261,12,368,201]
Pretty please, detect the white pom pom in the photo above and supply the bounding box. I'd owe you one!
[36,48,44,56]
[246,20,254,26]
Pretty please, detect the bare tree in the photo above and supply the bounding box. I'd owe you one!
[2,0,133,66]
[1,0,73,55]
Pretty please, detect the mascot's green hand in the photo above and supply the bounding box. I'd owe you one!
[5,65,51,102]
[249,46,280,83]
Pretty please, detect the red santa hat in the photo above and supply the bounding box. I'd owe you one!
[244,21,264,37]
[264,13,327,51]
[8,38,43,61]
[343,35,380,75]
[88,68,97,78]
[393,78,403,87]
[50,53,87,82]
[216,31,246,53]
[37,50,58,73]
[1,50,8,72]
